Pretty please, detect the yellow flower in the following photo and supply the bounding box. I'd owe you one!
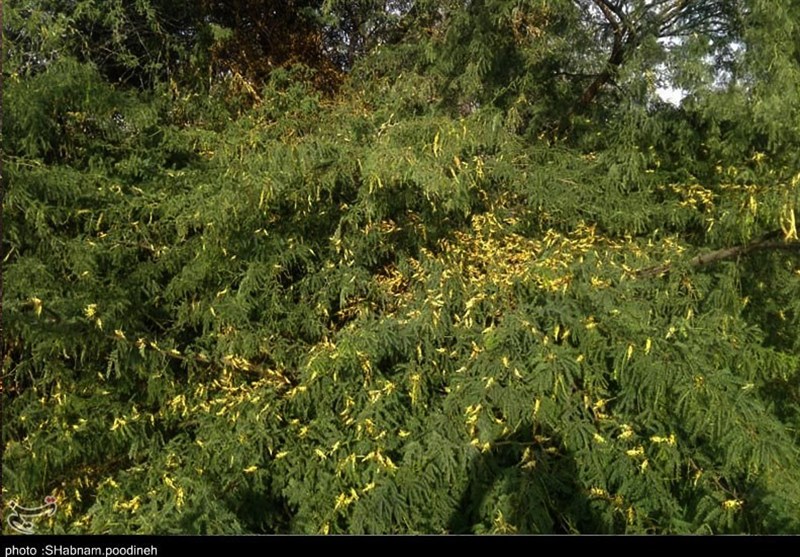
[625,446,645,458]
[589,487,608,498]
[722,499,743,511]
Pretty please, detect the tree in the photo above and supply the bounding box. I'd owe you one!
[3,0,800,534]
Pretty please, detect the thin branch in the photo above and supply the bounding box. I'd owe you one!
[636,231,800,278]
[660,0,688,30]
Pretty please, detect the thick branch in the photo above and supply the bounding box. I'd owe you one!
[593,0,624,35]
[636,231,800,278]
[578,34,628,106]
[595,0,630,32]
[576,0,702,107]
[578,0,634,107]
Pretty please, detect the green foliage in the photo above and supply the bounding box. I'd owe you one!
[3,0,800,535]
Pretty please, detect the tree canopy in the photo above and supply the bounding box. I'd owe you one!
[3,0,800,534]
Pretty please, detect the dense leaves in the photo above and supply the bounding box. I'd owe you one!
[3,0,800,534]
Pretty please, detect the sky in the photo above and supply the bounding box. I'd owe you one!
[656,86,687,106]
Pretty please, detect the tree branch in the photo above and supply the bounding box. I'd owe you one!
[595,0,630,33]
[636,230,800,278]
[578,33,629,106]
[577,0,636,107]
[593,0,623,35]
